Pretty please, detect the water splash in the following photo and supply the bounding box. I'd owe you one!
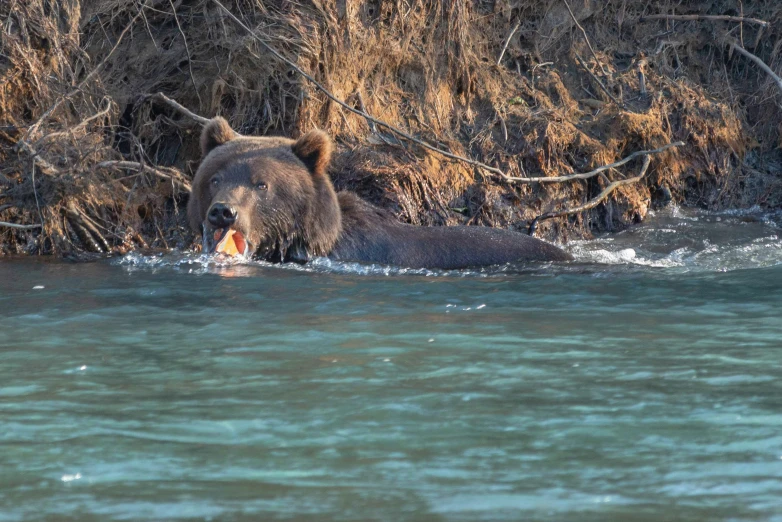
[116,250,511,278]
[115,207,782,276]
[567,206,782,272]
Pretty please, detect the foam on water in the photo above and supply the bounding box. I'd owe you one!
[117,251,485,278]
[566,206,782,272]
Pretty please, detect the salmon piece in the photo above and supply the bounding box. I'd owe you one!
[214,229,247,256]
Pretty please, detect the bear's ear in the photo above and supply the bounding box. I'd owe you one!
[200,117,237,157]
[291,129,333,176]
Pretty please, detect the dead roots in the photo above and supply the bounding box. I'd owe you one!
[1,0,781,256]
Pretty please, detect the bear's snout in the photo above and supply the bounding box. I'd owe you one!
[207,203,238,229]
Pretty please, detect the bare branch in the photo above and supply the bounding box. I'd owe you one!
[506,141,683,183]
[0,221,41,230]
[639,14,769,28]
[728,42,782,96]
[143,92,210,125]
[562,0,607,74]
[528,155,652,235]
[497,21,521,66]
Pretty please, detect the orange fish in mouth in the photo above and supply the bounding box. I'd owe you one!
[213,229,248,257]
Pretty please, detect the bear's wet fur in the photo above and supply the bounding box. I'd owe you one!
[188,118,341,262]
[187,117,572,268]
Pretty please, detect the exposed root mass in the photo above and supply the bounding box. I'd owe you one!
[1,0,781,256]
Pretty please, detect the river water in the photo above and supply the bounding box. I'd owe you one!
[1,207,781,521]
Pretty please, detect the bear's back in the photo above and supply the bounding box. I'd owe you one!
[331,192,572,269]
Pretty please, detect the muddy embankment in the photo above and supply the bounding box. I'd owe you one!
[1,0,781,256]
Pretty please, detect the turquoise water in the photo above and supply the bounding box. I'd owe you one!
[1,208,782,521]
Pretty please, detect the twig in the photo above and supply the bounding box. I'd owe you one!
[752,24,765,50]
[31,162,44,232]
[653,40,683,56]
[138,0,159,51]
[639,14,769,28]
[497,20,521,66]
[506,141,683,183]
[155,222,170,249]
[574,52,623,107]
[13,41,43,95]
[33,98,114,146]
[143,92,210,125]
[528,155,651,235]
[355,90,378,133]
[739,1,745,48]
[20,12,142,143]
[562,0,607,74]
[638,69,647,96]
[637,57,648,96]
[498,112,508,142]
[0,221,41,230]
[531,61,554,73]
[14,140,61,176]
[97,160,192,192]
[728,42,782,96]
[169,0,202,108]
[209,0,507,178]
[530,61,553,90]
[354,90,395,145]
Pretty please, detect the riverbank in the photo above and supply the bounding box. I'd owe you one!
[1,1,781,256]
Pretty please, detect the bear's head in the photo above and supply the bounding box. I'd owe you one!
[187,117,342,262]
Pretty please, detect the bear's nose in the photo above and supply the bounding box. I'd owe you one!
[207,203,238,228]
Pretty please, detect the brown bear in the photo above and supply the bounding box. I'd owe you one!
[187,117,572,268]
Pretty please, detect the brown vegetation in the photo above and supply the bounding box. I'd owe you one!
[1,0,781,256]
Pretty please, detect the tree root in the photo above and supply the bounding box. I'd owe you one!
[64,203,110,253]
[528,156,652,236]
[20,13,142,144]
[97,161,192,192]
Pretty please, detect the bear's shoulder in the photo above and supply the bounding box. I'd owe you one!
[337,192,397,229]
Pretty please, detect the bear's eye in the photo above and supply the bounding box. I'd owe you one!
[256,182,268,191]
[210,177,220,187]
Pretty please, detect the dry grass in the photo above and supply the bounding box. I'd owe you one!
[1,0,781,255]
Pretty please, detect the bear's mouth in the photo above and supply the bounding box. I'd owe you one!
[202,225,251,258]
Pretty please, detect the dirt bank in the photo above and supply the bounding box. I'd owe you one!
[1,0,781,256]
